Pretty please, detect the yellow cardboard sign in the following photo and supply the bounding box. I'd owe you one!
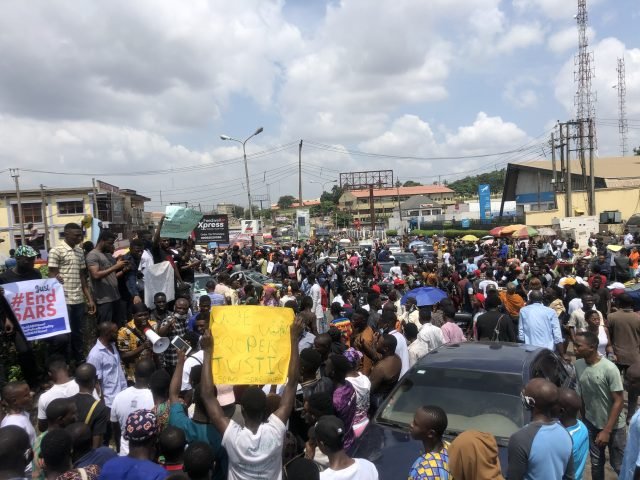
[209,306,294,385]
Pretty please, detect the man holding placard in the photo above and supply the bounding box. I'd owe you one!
[0,245,44,390]
[200,315,303,480]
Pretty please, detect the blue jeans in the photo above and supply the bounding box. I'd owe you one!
[584,418,626,479]
[316,314,328,334]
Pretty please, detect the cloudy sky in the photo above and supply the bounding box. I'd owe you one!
[0,0,638,212]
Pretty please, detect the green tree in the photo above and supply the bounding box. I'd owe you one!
[403,180,422,187]
[447,169,506,197]
[277,195,296,209]
[319,185,344,205]
[634,146,640,156]
[335,210,353,228]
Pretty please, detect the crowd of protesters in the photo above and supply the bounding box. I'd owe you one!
[2,218,640,479]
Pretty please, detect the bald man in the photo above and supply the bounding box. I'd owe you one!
[559,388,589,480]
[507,378,574,479]
[518,290,566,359]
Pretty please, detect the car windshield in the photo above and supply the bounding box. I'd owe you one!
[379,263,393,274]
[376,367,524,443]
[246,271,271,284]
[193,276,211,290]
[392,253,416,263]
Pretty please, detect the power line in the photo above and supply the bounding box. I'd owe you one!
[303,140,547,161]
[18,142,299,177]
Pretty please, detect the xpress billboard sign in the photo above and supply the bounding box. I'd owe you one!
[194,214,229,243]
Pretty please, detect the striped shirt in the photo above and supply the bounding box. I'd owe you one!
[48,241,87,305]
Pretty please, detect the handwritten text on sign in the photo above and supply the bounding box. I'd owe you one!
[3,279,70,341]
[160,206,203,240]
[209,306,293,385]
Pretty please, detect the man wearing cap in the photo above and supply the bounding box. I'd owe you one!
[0,245,42,390]
[99,409,167,479]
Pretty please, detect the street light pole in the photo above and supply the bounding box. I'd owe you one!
[220,127,263,220]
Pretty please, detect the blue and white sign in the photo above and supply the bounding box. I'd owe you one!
[478,184,491,221]
[3,279,70,341]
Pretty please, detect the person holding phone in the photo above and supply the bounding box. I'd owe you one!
[158,297,190,377]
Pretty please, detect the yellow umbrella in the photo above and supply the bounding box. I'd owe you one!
[461,234,479,242]
[607,244,623,252]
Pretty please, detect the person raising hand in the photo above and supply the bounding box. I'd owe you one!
[200,316,303,480]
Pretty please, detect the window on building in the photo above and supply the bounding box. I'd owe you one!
[57,200,84,215]
[432,209,441,215]
[408,210,419,216]
[12,203,42,224]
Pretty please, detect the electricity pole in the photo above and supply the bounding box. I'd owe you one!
[40,184,49,250]
[298,140,303,207]
[10,169,26,245]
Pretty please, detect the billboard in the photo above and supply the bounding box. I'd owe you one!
[240,220,261,235]
[478,184,491,221]
[296,209,310,236]
[194,214,229,243]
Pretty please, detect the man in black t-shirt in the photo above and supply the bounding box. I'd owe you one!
[475,294,517,342]
[71,363,110,448]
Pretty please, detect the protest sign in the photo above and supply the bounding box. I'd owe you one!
[194,214,229,243]
[160,206,203,239]
[209,306,294,385]
[3,279,70,341]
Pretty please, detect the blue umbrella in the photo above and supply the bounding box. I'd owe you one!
[401,287,448,307]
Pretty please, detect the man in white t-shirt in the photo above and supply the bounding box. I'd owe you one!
[110,359,155,456]
[0,381,37,447]
[200,318,303,480]
[389,260,403,280]
[315,415,379,479]
[37,356,79,432]
[381,311,410,377]
[477,271,499,296]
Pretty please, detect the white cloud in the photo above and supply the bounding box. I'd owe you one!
[554,37,640,155]
[547,26,597,54]
[514,0,605,21]
[503,78,541,108]
[495,23,546,53]
[0,1,302,132]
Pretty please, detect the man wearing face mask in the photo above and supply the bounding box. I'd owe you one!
[158,297,190,377]
[507,378,574,480]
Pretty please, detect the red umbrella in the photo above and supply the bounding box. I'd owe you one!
[489,226,504,236]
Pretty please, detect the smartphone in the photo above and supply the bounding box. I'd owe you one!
[171,336,192,356]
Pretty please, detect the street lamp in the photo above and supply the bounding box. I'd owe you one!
[310,179,338,192]
[220,127,263,220]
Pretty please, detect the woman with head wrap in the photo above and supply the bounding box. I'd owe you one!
[261,285,279,307]
[343,348,370,438]
[448,430,504,479]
